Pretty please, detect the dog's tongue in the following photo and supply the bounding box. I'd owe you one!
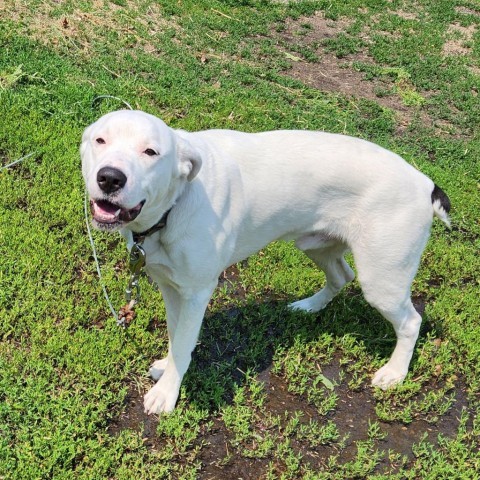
[92,200,121,223]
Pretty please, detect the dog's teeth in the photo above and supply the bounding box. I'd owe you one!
[115,209,121,216]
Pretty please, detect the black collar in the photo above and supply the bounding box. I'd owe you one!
[132,208,171,244]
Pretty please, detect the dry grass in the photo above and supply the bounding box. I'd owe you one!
[1,0,182,55]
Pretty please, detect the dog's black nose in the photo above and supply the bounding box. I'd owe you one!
[97,167,127,194]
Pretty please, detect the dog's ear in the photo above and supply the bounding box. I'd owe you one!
[80,125,94,182]
[80,124,92,159]
[177,136,202,182]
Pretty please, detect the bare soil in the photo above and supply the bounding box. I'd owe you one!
[443,22,477,56]
[279,12,420,132]
[276,11,469,136]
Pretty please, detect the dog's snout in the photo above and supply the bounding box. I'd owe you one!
[97,166,127,194]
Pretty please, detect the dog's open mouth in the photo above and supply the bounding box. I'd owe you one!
[90,199,145,227]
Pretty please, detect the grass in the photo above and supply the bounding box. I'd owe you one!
[0,0,479,478]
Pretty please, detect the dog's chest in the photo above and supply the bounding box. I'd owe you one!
[142,244,176,284]
[140,238,195,289]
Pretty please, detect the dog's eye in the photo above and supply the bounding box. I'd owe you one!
[96,138,106,145]
[143,148,158,156]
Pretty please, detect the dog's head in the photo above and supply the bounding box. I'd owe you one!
[81,110,201,232]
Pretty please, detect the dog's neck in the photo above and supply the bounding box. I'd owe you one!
[131,208,172,244]
[126,176,189,245]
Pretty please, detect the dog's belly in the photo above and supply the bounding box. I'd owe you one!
[294,232,340,251]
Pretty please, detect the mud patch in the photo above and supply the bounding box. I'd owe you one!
[198,360,471,478]
[107,379,161,449]
[198,419,270,480]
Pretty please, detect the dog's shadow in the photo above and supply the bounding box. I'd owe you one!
[182,286,434,411]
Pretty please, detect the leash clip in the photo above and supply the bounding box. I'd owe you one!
[125,243,146,302]
[118,243,146,327]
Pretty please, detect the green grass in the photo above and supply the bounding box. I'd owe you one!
[0,0,479,478]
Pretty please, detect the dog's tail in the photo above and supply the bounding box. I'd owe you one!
[431,184,451,228]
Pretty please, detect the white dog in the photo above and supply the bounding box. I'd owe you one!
[81,110,451,414]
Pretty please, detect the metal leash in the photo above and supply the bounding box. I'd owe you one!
[84,191,149,328]
[83,191,119,322]
[86,95,134,326]
[117,242,147,328]
[0,152,36,171]
[3,152,123,324]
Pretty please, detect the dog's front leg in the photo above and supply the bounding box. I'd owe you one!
[148,282,181,381]
[144,283,216,414]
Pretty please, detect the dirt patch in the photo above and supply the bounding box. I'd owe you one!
[455,6,480,17]
[107,378,161,448]
[218,263,248,301]
[278,12,430,134]
[333,379,469,466]
[198,419,270,480]
[443,22,477,56]
[276,10,478,137]
[198,364,471,478]
[281,16,369,100]
[393,10,421,21]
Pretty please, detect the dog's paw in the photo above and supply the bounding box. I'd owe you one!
[149,358,169,381]
[289,298,314,312]
[144,380,179,415]
[372,364,406,390]
[289,295,329,313]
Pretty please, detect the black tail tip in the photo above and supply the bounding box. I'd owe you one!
[431,184,451,213]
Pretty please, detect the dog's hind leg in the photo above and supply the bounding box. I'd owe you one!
[351,216,432,389]
[289,241,355,313]
[370,300,422,389]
